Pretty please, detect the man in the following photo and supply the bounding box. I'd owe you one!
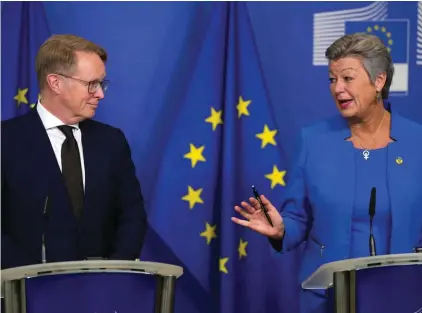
[1,34,148,269]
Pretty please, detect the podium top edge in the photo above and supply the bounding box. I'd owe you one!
[0,260,184,281]
[301,253,422,290]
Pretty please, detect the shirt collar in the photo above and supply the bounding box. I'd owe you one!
[36,101,79,130]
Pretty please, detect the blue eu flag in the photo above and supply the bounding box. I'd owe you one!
[1,1,51,120]
[345,20,409,95]
[345,20,408,63]
[145,3,299,313]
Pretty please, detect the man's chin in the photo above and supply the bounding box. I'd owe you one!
[85,107,97,117]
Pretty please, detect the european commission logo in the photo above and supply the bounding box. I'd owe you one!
[313,2,411,96]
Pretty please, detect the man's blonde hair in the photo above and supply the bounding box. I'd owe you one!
[36,34,107,90]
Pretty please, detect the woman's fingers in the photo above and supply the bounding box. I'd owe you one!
[234,205,252,220]
[231,216,250,227]
[240,200,257,214]
[247,197,262,211]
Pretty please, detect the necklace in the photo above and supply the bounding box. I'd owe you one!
[351,110,386,160]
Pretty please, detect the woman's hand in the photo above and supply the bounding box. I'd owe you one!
[231,194,285,240]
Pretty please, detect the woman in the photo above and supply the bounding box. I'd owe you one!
[231,33,422,313]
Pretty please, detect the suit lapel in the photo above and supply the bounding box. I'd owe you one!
[79,120,99,222]
[26,109,76,222]
[308,116,355,249]
[26,109,65,197]
[387,111,413,252]
[325,121,356,247]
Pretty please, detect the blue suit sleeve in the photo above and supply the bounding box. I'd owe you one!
[110,129,148,260]
[270,128,312,253]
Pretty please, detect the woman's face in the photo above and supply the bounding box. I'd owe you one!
[328,56,386,119]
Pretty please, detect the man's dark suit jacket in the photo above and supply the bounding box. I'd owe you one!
[1,108,148,269]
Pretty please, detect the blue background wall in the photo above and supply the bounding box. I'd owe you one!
[2,2,421,313]
[41,1,422,156]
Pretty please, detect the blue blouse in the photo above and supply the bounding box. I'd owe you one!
[350,146,392,257]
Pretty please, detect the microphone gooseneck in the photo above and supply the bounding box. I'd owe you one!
[369,187,377,256]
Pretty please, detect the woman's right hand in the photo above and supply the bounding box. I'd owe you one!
[231,194,285,240]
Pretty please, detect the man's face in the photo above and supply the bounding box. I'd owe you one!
[59,51,107,122]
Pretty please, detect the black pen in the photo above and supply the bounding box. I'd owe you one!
[252,185,273,227]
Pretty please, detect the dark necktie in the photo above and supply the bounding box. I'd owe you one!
[57,125,84,220]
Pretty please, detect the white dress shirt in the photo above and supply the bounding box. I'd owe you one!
[37,102,86,189]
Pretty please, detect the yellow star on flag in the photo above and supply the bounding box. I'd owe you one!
[219,257,229,274]
[256,124,278,148]
[265,165,286,189]
[184,143,206,168]
[30,93,41,109]
[14,88,28,107]
[236,96,251,118]
[238,238,248,260]
[182,186,204,209]
[205,107,223,131]
[200,222,217,245]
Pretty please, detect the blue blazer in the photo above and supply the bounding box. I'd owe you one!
[276,109,422,311]
[1,108,148,269]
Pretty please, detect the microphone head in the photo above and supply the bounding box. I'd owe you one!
[369,187,376,217]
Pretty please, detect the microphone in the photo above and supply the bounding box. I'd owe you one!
[369,187,377,256]
[42,196,49,263]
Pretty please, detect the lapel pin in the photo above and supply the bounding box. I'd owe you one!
[396,157,403,165]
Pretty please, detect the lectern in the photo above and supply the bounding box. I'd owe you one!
[1,260,183,313]
[302,253,422,313]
